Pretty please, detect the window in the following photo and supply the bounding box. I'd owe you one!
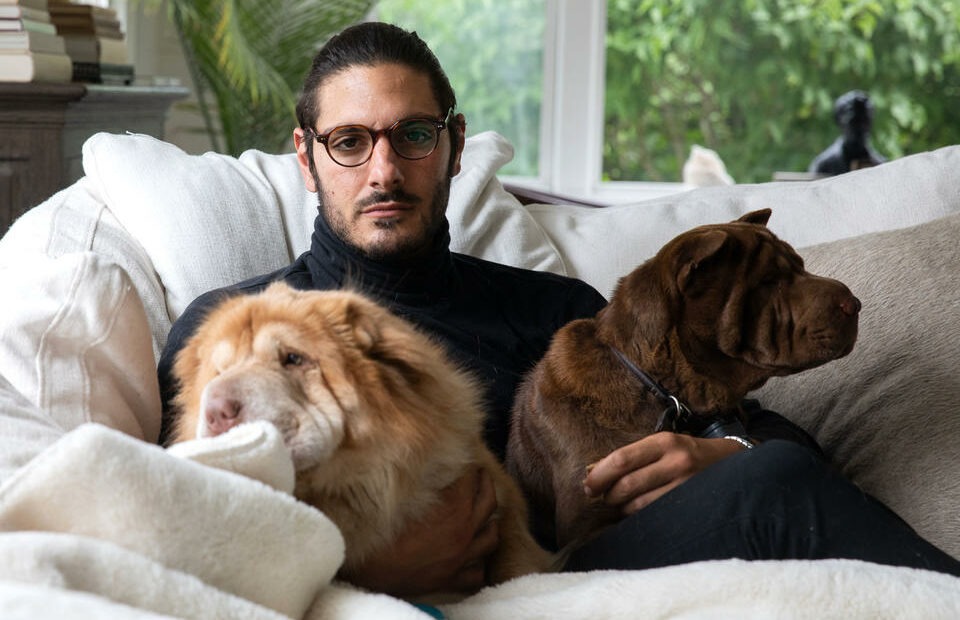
[376,1,960,201]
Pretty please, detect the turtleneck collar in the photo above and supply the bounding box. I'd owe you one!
[304,208,457,309]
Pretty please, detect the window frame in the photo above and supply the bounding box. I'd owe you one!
[503,0,685,204]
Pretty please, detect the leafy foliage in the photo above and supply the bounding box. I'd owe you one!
[605,0,960,182]
[164,0,374,155]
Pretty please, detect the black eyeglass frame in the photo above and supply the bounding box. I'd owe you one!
[305,107,455,168]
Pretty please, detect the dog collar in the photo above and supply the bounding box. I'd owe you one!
[609,346,693,432]
[608,346,749,439]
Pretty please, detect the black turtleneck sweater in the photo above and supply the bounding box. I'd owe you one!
[158,211,820,456]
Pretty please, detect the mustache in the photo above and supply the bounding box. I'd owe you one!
[357,190,420,209]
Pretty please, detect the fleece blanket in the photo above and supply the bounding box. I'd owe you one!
[1,423,959,620]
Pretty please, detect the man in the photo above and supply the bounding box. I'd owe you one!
[158,22,960,598]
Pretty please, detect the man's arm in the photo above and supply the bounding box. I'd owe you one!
[583,432,744,514]
[582,407,825,515]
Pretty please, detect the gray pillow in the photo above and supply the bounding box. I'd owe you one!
[752,212,960,559]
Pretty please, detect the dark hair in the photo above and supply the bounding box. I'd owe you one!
[296,22,457,130]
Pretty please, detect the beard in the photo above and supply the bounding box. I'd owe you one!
[309,165,451,262]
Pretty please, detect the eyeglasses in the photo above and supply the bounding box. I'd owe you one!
[306,108,453,168]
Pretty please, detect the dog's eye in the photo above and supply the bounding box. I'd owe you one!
[282,352,303,367]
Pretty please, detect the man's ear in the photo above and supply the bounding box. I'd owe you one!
[293,128,318,193]
[449,113,467,177]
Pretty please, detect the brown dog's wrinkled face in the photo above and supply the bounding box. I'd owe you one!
[171,285,433,471]
[613,210,860,391]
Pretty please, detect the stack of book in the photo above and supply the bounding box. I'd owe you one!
[0,0,72,83]
[48,0,133,85]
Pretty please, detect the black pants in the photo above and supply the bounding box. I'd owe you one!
[564,440,960,576]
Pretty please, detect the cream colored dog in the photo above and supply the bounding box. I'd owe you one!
[169,283,550,600]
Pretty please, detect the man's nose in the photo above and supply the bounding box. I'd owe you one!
[367,136,404,190]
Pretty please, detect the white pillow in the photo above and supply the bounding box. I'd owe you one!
[525,145,960,296]
[448,131,565,274]
[0,252,160,443]
[82,133,296,320]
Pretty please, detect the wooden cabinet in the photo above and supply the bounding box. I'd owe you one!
[0,82,189,233]
[0,82,84,231]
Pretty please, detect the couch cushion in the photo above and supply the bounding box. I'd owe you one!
[525,145,960,296]
[0,252,160,443]
[753,212,960,559]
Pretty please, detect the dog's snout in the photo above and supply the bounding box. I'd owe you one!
[204,392,244,436]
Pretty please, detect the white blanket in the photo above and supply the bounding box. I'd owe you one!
[2,423,959,619]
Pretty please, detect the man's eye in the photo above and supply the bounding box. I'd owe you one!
[330,131,368,152]
[398,123,435,145]
[331,138,360,152]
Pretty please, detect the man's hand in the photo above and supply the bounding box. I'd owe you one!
[583,432,745,515]
[339,465,500,598]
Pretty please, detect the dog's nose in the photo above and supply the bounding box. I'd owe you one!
[840,295,862,317]
[204,393,244,436]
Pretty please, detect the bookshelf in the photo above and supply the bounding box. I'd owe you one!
[0,81,188,233]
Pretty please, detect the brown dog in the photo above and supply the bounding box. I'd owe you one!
[169,283,551,601]
[506,209,860,551]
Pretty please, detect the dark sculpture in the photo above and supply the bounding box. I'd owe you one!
[809,90,886,175]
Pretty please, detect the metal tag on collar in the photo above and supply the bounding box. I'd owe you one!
[655,395,690,433]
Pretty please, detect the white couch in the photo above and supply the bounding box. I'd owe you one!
[0,131,959,619]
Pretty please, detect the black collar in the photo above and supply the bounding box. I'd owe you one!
[608,346,747,438]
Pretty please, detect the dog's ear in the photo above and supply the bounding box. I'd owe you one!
[602,229,727,347]
[338,293,428,380]
[736,209,771,226]
[676,229,728,294]
[337,294,382,353]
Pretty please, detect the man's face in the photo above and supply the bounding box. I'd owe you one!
[293,63,464,261]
